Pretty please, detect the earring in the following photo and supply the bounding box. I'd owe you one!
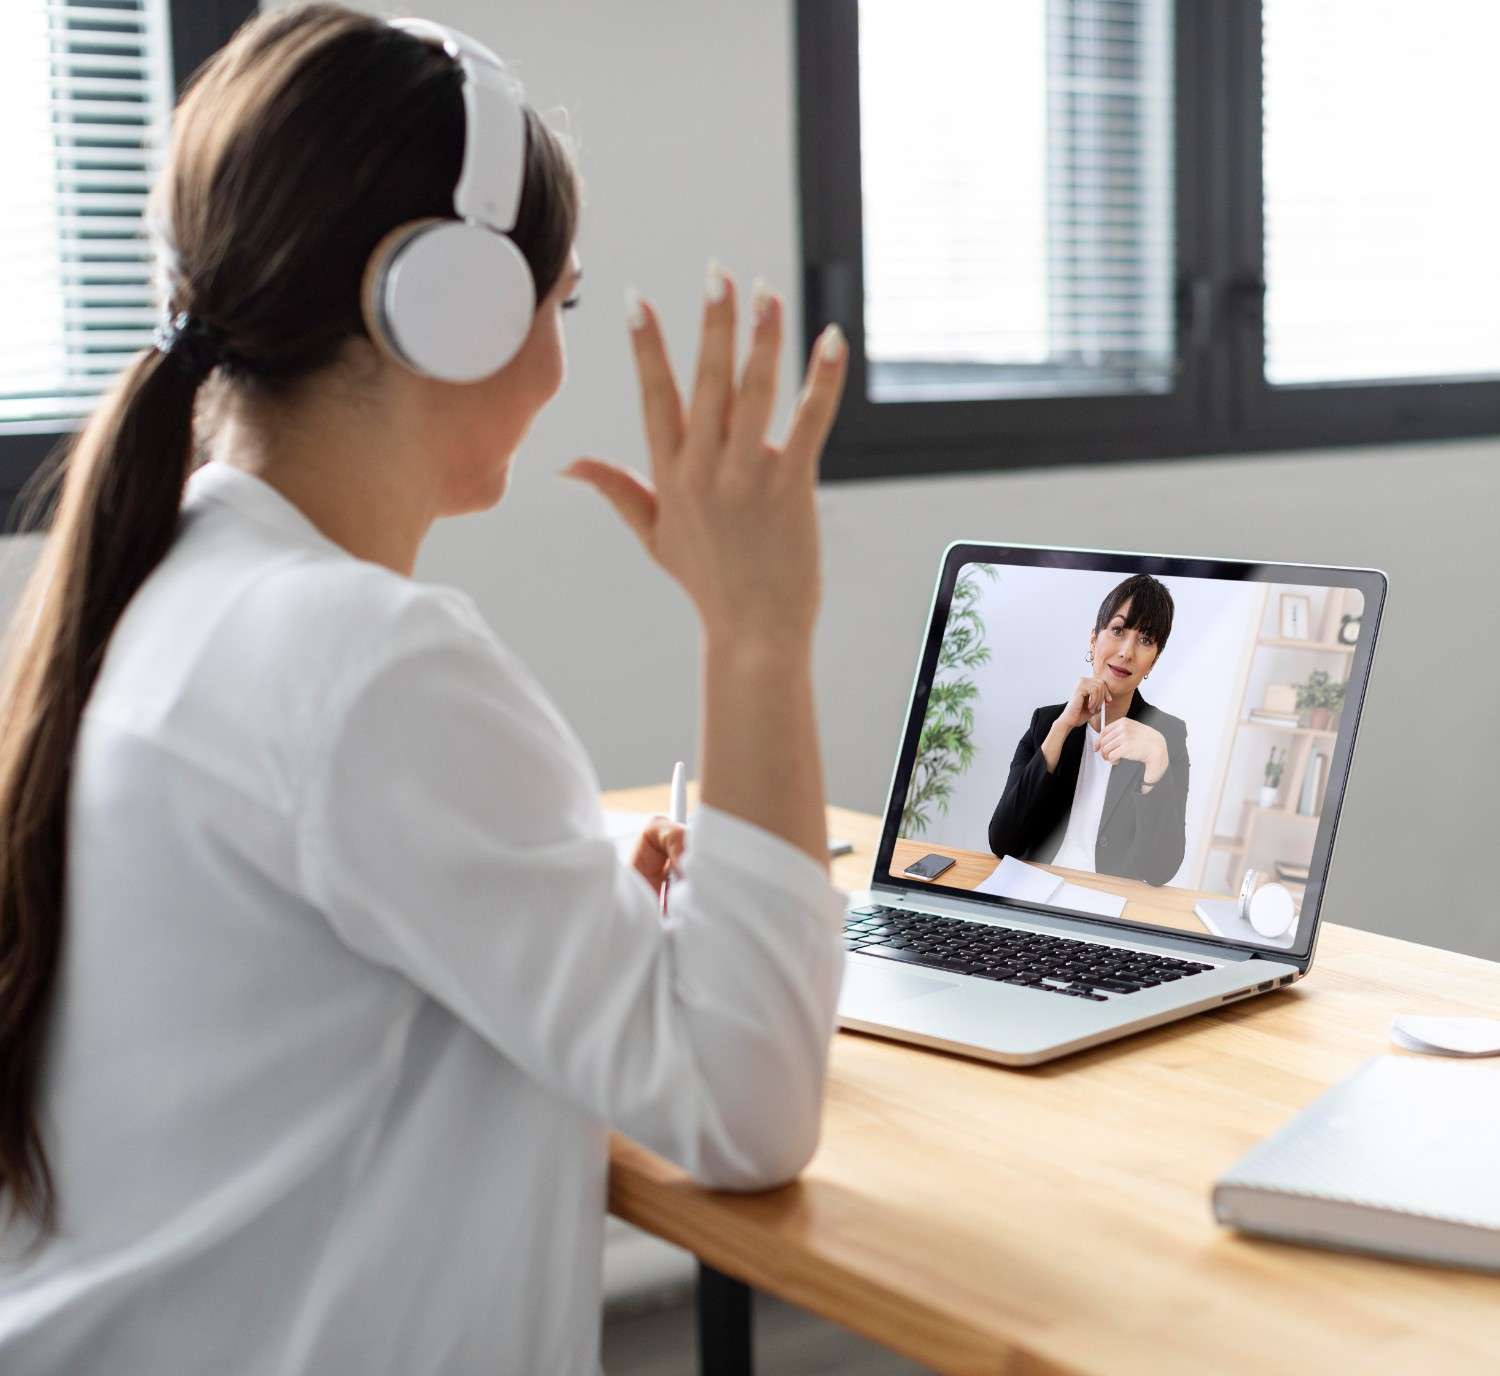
[1084,649,1093,664]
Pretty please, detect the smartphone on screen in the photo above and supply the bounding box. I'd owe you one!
[902,853,957,882]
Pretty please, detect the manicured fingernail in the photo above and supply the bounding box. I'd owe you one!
[705,259,727,303]
[624,286,645,331]
[751,276,772,322]
[819,323,846,362]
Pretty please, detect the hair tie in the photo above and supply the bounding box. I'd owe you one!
[152,312,230,382]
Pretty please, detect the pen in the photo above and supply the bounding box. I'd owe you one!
[661,760,686,918]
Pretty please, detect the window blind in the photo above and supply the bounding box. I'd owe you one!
[858,0,1174,403]
[1263,0,1500,386]
[1,0,173,429]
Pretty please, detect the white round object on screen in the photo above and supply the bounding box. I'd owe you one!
[1247,882,1296,938]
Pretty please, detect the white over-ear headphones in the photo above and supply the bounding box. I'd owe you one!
[360,19,536,383]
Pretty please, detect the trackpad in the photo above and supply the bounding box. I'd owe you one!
[840,959,955,1015]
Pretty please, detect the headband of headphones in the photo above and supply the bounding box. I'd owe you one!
[364,19,538,382]
[390,18,526,233]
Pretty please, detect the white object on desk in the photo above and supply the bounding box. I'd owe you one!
[1247,881,1296,938]
[1214,1056,1500,1273]
[975,854,1127,919]
[1391,1015,1500,1057]
[1195,893,1298,948]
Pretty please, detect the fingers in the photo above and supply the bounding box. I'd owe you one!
[562,459,658,548]
[638,817,687,880]
[783,323,848,470]
[625,290,685,470]
[727,283,783,457]
[685,262,738,452]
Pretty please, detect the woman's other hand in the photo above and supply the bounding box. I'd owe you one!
[631,817,686,899]
[1098,719,1169,785]
[565,266,846,652]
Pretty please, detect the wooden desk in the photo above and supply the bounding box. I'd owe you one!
[888,837,1237,937]
[605,786,1500,1374]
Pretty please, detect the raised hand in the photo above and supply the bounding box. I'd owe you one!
[565,264,847,651]
[563,263,847,866]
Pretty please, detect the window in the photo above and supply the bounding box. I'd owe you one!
[860,0,1174,403]
[798,0,1500,480]
[0,0,257,523]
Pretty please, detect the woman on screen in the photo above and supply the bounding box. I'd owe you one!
[988,574,1189,886]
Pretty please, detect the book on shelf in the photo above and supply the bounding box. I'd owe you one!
[1248,710,1301,727]
[1274,860,1310,884]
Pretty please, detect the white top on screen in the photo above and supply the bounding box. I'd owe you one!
[1051,719,1110,873]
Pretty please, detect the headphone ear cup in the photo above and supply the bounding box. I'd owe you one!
[362,218,438,369]
[361,219,536,383]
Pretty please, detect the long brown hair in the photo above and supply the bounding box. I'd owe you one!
[0,3,579,1232]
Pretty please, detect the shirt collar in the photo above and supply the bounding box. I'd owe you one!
[185,462,347,558]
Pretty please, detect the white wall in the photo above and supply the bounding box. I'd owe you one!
[9,0,1492,962]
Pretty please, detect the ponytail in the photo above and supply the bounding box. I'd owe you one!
[0,0,581,1236]
[0,344,200,1231]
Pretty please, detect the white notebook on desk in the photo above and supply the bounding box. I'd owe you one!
[1213,1056,1500,1273]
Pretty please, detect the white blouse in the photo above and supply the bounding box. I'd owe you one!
[1050,720,1110,873]
[0,464,846,1374]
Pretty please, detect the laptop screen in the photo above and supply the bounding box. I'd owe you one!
[878,545,1385,957]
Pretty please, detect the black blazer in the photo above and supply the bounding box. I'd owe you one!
[987,691,1189,886]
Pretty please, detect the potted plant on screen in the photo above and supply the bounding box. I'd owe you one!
[1259,746,1285,809]
[1296,670,1346,731]
[900,565,999,836]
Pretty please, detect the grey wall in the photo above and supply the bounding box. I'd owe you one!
[20,0,1495,959]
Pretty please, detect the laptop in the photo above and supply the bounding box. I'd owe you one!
[839,542,1385,1066]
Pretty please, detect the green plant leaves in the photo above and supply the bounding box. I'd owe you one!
[901,565,999,836]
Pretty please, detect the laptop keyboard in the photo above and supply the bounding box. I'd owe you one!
[844,905,1212,1001]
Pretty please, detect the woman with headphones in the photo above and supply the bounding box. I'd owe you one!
[0,7,847,1371]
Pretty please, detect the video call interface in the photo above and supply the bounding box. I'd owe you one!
[888,561,1366,949]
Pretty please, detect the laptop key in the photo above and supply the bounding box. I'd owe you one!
[1096,979,1142,993]
[861,945,928,967]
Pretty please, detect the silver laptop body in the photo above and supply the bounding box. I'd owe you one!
[838,541,1385,1067]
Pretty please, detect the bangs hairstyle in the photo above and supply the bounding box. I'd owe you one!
[1094,574,1175,655]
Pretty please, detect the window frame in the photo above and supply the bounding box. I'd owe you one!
[796,0,1500,483]
[0,0,259,528]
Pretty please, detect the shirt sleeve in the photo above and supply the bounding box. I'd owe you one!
[988,709,1069,859]
[297,594,847,1190]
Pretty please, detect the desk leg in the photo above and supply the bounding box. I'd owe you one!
[696,1261,753,1375]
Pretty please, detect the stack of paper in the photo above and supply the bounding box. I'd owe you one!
[973,855,1127,919]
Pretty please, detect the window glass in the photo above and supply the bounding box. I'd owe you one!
[858,0,1175,402]
[1263,0,1500,386]
[0,0,173,428]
